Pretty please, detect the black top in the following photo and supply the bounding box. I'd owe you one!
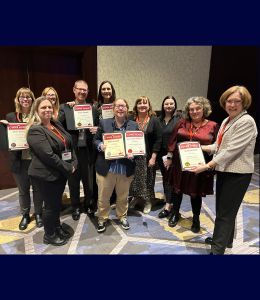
[159,115,181,152]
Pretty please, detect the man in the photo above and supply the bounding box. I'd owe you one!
[59,80,99,220]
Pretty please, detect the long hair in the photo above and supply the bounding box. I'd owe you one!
[132,96,156,119]
[97,81,116,105]
[160,96,177,120]
[14,87,35,113]
[41,86,60,118]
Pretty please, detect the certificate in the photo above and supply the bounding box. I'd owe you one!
[178,141,205,170]
[7,123,29,150]
[103,132,126,160]
[124,131,146,156]
[101,104,114,119]
[73,104,93,129]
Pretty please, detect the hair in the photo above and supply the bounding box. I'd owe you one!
[219,85,252,110]
[160,95,177,120]
[97,80,116,105]
[14,87,35,113]
[183,96,212,120]
[132,96,156,119]
[74,80,88,89]
[26,96,53,135]
[41,86,59,118]
[113,98,129,110]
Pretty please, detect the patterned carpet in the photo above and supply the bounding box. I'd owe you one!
[0,156,259,255]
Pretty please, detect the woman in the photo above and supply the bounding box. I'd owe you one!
[41,86,60,119]
[129,96,162,214]
[165,97,218,233]
[27,96,77,246]
[93,98,138,233]
[0,87,43,230]
[157,96,181,218]
[97,80,116,108]
[192,86,257,254]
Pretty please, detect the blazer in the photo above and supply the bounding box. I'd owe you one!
[209,111,257,173]
[93,118,138,177]
[58,103,99,162]
[27,121,78,181]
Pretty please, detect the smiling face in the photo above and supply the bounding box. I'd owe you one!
[45,88,57,105]
[38,99,53,124]
[101,82,112,103]
[19,93,33,111]
[73,82,88,103]
[163,98,175,115]
[113,99,128,120]
[188,101,204,123]
[225,91,243,119]
[137,99,150,115]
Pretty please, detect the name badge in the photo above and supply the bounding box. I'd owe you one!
[62,151,72,161]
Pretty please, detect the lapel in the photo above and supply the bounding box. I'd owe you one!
[223,110,247,133]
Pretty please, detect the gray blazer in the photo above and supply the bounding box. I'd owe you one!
[209,111,257,173]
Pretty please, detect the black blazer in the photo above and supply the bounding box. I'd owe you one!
[27,121,78,181]
[58,103,99,162]
[93,118,138,177]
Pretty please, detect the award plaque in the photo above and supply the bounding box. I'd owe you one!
[178,141,205,170]
[73,104,93,129]
[124,131,146,156]
[7,123,29,150]
[103,132,126,160]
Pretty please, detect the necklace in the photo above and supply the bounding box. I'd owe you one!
[136,115,149,131]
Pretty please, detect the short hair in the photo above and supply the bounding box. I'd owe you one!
[74,80,88,89]
[14,87,35,113]
[41,86,60,115]
[98,81,116,104]
[219,85,252,110]
[183,96,212,120]
[132,96,156,119]
[160,95,177,120]
[113,98,129,111]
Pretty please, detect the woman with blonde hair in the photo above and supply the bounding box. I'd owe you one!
[129,96,162,214]
[41,86,60,119]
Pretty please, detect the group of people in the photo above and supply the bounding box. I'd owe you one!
[0,81,257,254]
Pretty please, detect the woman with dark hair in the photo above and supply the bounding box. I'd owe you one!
[157,96,181,218]
[97,80,116,107]
[165,96,218,233]
[129,96,162,214]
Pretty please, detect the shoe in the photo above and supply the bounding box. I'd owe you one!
[119,217,130,230]
[43,233,68,246]
[55,225,71,239]
[168,212,180,227]
[97,221,106,233]
[35,214,43,228]
[19,214,31,230]
[158,208,171,219]
[191,215,200,233]
[72,208,81,221]
[205,237,233,248]
[143,201,152,214]
[84,205,95,216]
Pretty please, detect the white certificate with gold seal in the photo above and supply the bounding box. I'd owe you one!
[7,123,29,150]
[178,141,205,170]
[103,132,126,160]
[73,104,93,129]
[124,131,146,156]
[101,104,114,119]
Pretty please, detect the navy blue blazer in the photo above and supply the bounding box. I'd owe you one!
[93,118,138,177]
[27,121,78,181]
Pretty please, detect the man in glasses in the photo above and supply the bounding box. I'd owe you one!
[59,80,99,221]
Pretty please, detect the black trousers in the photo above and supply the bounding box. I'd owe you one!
[211,172,252,254]
[13,160,43,215]
[31,177,66,235]
[157,156,173,204]
[173,193,202,216]
[68,147,95,209]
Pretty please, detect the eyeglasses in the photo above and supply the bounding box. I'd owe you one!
[115,104,127,109]
[226,99,242,105]
[19,96,32,100]
[75,87,88,93]
[189,107,202,113]
[46,94,56,97]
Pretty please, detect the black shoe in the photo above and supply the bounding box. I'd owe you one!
[191,215,200,233]
[84,204,95,216]
[205,237,233,248]
[168,212,180,227]
[43,233,68,246]
[97,221,106,233]
[72,208,81,221]
[35,214,43,228]
[56,224,71,239]
[158,208,171,219]
[19,214,31,230]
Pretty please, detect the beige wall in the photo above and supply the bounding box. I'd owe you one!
[97,46,212,111]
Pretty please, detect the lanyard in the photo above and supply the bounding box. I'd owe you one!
[217,118,230,148]
[136,115,150,131]
[49,125,67,149]
[188,122,202,141]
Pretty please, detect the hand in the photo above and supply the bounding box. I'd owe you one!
[100,144,106,152]
[89,126,98,134]
[164,159,172,170]
[148,157,156,167]
[0,120,9,125]
[66,101,76,108]
[127,152,134,160]
[189,164,208,174]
